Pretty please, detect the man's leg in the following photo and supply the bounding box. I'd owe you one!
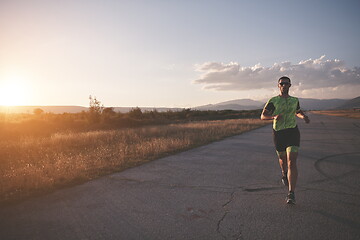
[286,147,299,192]
[277,151,287,177]
[277,151,288,186]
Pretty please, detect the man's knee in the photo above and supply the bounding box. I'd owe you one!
[288,159,297,168]
[287,152,298,169]
[277,151,286,158]
[286,146,299,153]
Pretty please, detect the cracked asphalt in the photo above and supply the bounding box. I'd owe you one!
[1,113,360,240]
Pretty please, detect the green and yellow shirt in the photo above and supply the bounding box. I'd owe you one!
[264,96,300,131]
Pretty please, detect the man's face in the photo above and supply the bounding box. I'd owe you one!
[278,79,291,91]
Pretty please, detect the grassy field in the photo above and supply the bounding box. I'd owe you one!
[312,110,360,119]
[0,118,268,205]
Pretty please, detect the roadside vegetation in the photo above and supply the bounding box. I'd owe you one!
[312,109,360,119]
[0,97,268,204]
[0,96,262,141]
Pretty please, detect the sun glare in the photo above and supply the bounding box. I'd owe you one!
[0,75,31,106]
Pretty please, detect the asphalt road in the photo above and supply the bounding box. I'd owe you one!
[1,113,359,240]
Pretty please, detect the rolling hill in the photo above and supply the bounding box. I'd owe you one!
[1,96,358,114]
[194,98,352,111]
[194,99,264,111]
[335,96,360,109]
[298,98,349,110]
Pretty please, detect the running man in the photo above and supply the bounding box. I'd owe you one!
[261,76,310,204]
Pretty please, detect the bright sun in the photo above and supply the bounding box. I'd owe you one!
[0,75,31,106]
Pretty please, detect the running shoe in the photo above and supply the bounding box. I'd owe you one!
[281,176,289,187]
[286,192,296,204]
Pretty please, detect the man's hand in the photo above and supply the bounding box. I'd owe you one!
[304,115,310,124]
[273,114,281,120]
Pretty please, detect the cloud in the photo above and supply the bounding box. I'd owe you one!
[194,56,360,98]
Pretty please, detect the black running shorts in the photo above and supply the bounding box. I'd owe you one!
[272,126,300,152]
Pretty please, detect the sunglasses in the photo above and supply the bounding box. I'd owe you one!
[279,82,290,86]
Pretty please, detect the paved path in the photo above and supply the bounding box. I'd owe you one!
[1,114,360,240]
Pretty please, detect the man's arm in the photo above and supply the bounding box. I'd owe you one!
[261,109,273,120]
[261,109,281,120]
[296,100,310,123]
[261,101,281,120]
[296,110,310,123]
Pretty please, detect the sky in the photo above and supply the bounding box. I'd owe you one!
[0,0,359,108]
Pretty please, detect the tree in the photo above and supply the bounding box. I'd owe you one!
[128,107,143,119]
[89,95,104,114]
[102,107,116,115]
[33,108,44,115]
[88,95,104,123]
[102,107,117,123]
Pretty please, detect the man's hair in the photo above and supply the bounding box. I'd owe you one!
[278,76,291,83]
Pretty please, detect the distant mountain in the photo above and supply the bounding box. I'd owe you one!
[194,97,353,111]
[298,98,349,110]
[216,99,264,106]
[335,96,360,109]
[1,97,357,114]
[195,99,264,111]
[194,104,261,111]
[113,107,183,113]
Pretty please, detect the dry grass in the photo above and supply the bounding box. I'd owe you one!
[0,119,268,204]
[312,110,360,119]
